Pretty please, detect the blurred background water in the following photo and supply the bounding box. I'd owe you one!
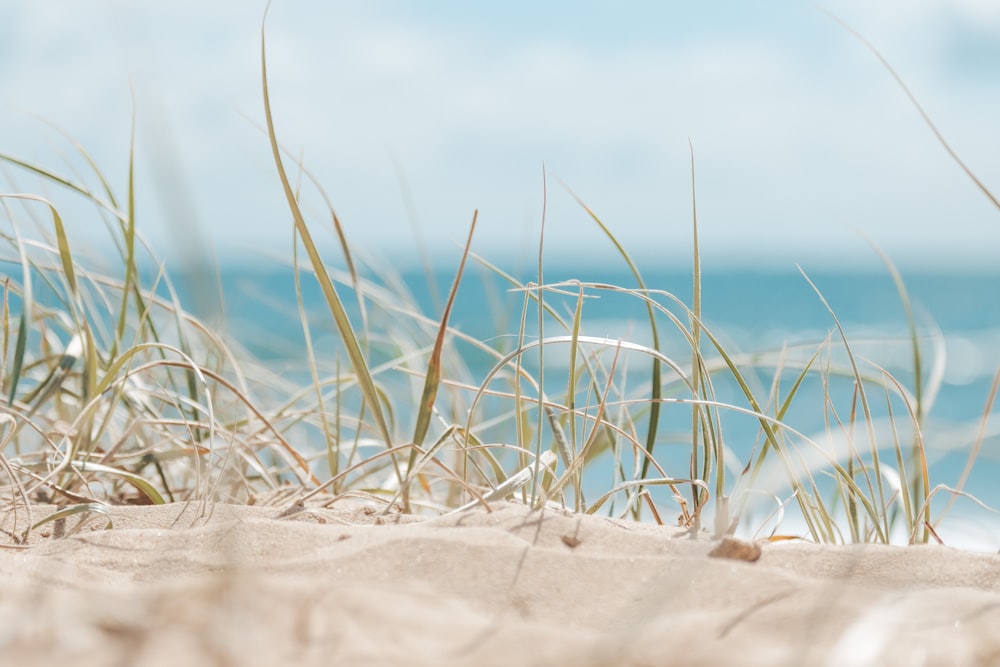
[211,262,1000,548]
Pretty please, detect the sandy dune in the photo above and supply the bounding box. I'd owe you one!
[1,500,998,666]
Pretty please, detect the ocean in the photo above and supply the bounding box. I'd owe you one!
[203,262,1000,547]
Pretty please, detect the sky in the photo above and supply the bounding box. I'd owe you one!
[1,1,999,272]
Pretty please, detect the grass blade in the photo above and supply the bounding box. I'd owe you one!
[260,8,400,485]
[5,233,31,406]
[411,211,476,448]
[557,182,664,497]
[822,10,1000,212]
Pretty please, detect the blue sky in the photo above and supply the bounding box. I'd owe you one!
[1,1,998,270]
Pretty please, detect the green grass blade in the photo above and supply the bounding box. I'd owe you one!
[0,153,115,210]
[292,233,338,479]
[688,141,718,526]
[798,267,888,543]
[867,245,930,540]
[566,282,585,508]
[1,195,77,299]
[260,10,400,485]
[72,461,167,505]
[531,166,549,506]
[112,95,139,362]
[412,211,476,448]
[557,182,663,490]
[31,503,114,534]
[868,244,924,419]
[5,233,31,406]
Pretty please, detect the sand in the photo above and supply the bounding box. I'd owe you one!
[1,499,998,667]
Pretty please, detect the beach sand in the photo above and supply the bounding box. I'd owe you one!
[1,499,998,666]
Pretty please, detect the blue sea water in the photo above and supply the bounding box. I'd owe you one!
[210,262,1000,548]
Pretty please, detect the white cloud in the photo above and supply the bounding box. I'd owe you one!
[0,1,996,269]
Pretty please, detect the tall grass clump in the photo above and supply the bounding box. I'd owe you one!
[0,141,319,536]
[0,10,996,549]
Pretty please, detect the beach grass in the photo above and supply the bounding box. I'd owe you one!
[0,13,997,550]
